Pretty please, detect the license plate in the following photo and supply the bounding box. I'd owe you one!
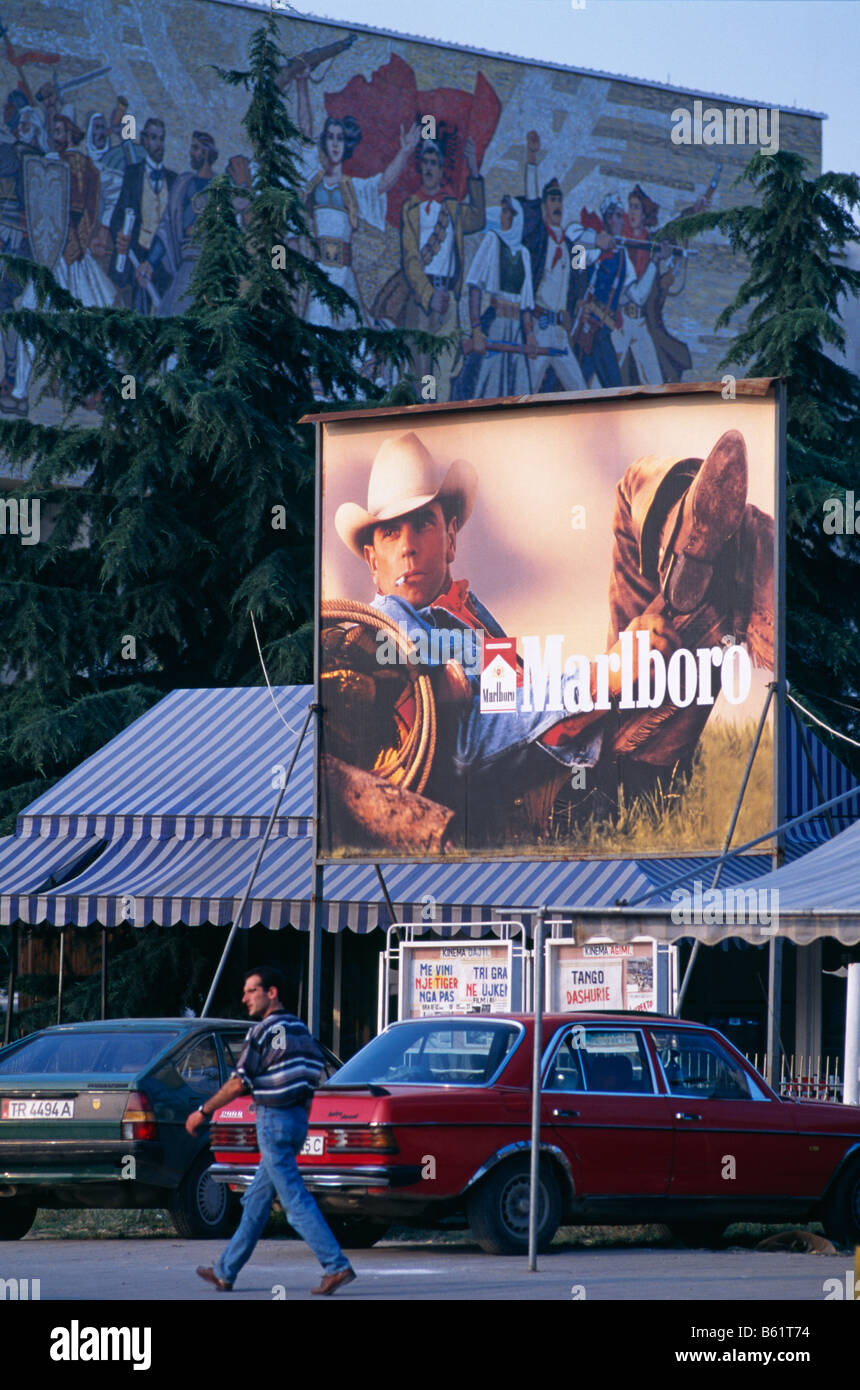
[1,1098,75,1119]
[300,1133,325,1156]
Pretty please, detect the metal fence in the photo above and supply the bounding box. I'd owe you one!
[746,1053,843,1102]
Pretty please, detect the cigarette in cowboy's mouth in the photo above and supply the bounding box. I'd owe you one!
[395,576,406,586]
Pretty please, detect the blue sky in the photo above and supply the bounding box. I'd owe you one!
[268,0,858,175]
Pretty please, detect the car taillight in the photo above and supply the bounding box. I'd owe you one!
[211,1123,258,1151]
[121,1091,157,1141]
[326,1125,398,1154]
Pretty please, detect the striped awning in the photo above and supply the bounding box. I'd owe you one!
[0,830,104,897]
[1,685,856,937]
[17,686,315,835]
[2,833,652,935]
[785,706,860,844]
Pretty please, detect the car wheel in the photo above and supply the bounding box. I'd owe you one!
[668,1221,726,1248]
[0,1202,37,1240]
[466,1157,561,1256]
[326,1217,390,1249]
[821,1162,860,1246]
[170,1153,240,1239]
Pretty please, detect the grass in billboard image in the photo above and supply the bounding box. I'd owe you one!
[317,388,776,859]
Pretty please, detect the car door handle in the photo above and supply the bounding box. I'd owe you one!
[675,1111,702,1122]
[552,1108,580,1118]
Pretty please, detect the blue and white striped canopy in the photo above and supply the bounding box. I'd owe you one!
[0,686,854,935]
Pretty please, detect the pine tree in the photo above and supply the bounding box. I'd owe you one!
[0,19,429,832]
[666,151,860,758]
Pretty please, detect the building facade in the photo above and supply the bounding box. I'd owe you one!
[0,0,823,422]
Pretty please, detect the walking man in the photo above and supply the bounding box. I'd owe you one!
[188,967,355,1296]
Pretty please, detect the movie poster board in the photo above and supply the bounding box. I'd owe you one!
[398,941,519,1019]
[313,384,780,862]
[545,938,678,1014]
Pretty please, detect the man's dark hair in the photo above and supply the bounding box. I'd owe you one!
[414,122,458,176]
[541,177,562,203]
[192,129,219,161]
[142,117,165,138]
[246,965,286,1000]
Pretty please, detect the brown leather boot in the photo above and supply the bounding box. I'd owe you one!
[657,429,748,613]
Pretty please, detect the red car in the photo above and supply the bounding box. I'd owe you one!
[208,1013,860,1254]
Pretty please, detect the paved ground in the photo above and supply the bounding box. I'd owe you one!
[6,1235,854,1301]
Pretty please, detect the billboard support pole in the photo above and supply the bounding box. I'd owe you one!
[309,418,326,1042]
[766,380,788,1089]
[528,906,546,1273]
[308,861,324,1038]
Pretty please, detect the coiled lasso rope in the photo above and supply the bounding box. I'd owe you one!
[320,599,437,795]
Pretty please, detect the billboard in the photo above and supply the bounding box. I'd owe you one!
[315,383,779,861]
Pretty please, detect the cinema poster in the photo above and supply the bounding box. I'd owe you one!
[545,939,677,1014]
[313,384,779,861]
[399,942,516,1019]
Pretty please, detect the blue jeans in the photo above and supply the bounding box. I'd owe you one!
[215,1104,350,1285]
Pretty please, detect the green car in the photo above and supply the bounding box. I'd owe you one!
[0,1018,255,1240]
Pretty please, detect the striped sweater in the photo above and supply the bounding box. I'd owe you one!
[234,1011,325,1110]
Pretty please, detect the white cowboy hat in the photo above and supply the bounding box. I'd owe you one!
[335,431,478,558]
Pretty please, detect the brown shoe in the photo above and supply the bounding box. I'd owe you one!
[311,1266,356,1296]
[196,1265,233,1291]
[658,429,748,613]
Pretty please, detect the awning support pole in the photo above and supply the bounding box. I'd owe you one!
[201,702,315,1018]
[675,683,775,1015]
[100,929,108,1019]
[766,937,784,1089]
[844,962,860,1107]
[57,928,65,1025]
[528,906,547,1273]
[3,924,18,1044]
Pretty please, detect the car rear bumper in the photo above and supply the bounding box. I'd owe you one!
[208,1161,423,1192]
[208,1163,255,1190]
[0,1140,164,1188]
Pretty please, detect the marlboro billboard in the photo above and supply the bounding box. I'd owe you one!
[313,384,779,861]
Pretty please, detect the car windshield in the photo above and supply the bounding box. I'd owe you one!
[326,1021,520,1086]
[0,1031,180,1076]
